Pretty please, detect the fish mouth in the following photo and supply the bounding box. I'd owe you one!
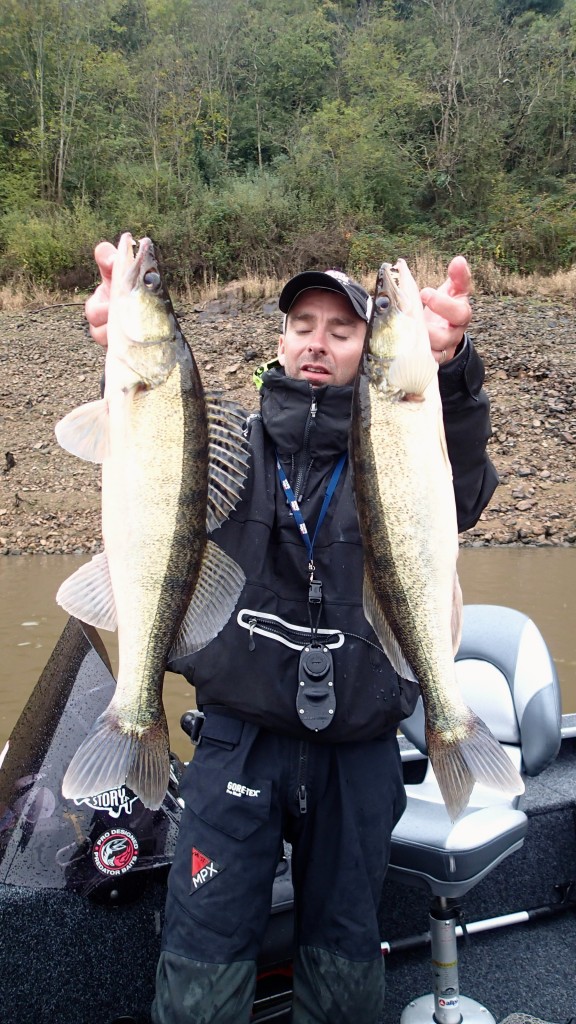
[368,262,403,324]
[375,262,401,302]
[389,263,401,288]
[117,234,159,291]
[134,238,161,292]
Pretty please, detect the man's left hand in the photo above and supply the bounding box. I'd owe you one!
[420,256,472,365]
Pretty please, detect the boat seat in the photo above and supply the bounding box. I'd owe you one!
[388,604,562,1024]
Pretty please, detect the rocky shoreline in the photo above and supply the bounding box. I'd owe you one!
[1,293,575,555]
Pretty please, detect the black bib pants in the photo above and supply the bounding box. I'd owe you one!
[152,709,406,1024]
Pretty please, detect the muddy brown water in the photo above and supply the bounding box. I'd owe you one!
[1,549,574,763]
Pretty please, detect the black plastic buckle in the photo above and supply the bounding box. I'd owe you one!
[180,709,206,746]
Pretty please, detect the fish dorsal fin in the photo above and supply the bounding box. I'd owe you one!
[362,572,417,683]
[170,539,245,659]
[56,551,117,631]
[55,399,111,463]
[388,347,438,399]
[205,394,251,532]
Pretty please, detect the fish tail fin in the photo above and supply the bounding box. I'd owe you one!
[62,703,170,810]
[427,710,525,822]
[125,715,170,811]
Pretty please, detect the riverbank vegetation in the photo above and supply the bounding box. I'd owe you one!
[1,0,575,294]
[1,258,575,315]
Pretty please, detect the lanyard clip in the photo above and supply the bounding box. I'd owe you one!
[309,578,323,604]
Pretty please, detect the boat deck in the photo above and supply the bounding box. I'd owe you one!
[1,735,574,1024]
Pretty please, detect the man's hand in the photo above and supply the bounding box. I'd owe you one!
[84,241,117,348]
[420,256,472,365]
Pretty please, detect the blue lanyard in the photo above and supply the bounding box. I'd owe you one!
[276,451,347,577]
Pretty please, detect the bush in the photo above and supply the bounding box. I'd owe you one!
[451,178,576,274]
[185,173,296,281]
[0,201,107,287]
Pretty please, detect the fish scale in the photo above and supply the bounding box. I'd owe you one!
[368,388,458,684]
[105,361,203,727]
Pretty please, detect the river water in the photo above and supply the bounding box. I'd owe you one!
[1,549,574,761]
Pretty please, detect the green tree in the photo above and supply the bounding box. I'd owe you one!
[499,2,576,186]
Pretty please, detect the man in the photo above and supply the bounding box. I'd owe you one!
[85,249,497,1024]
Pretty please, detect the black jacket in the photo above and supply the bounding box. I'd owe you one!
[171,337,498,743]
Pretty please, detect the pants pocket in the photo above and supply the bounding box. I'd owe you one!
[166,738,278,951]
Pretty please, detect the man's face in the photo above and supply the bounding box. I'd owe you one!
[278,289,366,387]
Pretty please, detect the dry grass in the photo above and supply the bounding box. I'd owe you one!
[361,253,576,300]
[180,271,284,305]
[357,250,451,295]
[0,260,574,314]
[475,262,576,300]
[0,280,76,313]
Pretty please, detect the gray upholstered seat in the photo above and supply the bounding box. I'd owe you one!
[388,605,562,1024]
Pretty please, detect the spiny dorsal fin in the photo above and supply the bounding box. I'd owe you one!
[206,394,250,531]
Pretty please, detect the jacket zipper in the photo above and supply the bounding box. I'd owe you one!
[244,614,341,652]
[297,740,309,814]
[293,391,317,502]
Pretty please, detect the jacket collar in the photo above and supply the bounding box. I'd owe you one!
[259,367,352,456]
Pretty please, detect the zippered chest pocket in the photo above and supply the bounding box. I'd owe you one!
[237,607,345,652]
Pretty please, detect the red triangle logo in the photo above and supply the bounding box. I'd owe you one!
[192,847,211,877]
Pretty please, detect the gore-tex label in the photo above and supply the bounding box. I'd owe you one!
[226,780,261,798]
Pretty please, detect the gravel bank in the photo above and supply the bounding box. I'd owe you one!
[1,293,575,554]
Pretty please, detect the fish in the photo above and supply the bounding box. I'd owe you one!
[350,259,524,820]
[55,233,249,809]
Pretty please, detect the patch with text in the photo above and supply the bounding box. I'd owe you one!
[92,828,139,876]
[190,846,224,894]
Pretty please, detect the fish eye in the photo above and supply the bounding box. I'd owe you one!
[375,295,390,312]
[143,270,161,289]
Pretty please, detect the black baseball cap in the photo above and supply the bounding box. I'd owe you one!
[279,269,371,323]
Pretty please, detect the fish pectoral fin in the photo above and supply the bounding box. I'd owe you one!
[55,399,111,463]
[62,702,170,810]
[427,710,525,821]
[206,394,251,531]
[388,347,438,399]
[56,551,118,631]
[170,539,246,659]
[362,573,417,683]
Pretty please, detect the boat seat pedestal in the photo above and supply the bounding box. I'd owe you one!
[398,897,496,1024]
[389,605,562,1024]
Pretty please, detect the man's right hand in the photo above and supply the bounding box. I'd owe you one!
[84,241,117,348]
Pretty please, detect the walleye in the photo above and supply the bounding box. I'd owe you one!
[350,260,523,820]
[55,234,249,809]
